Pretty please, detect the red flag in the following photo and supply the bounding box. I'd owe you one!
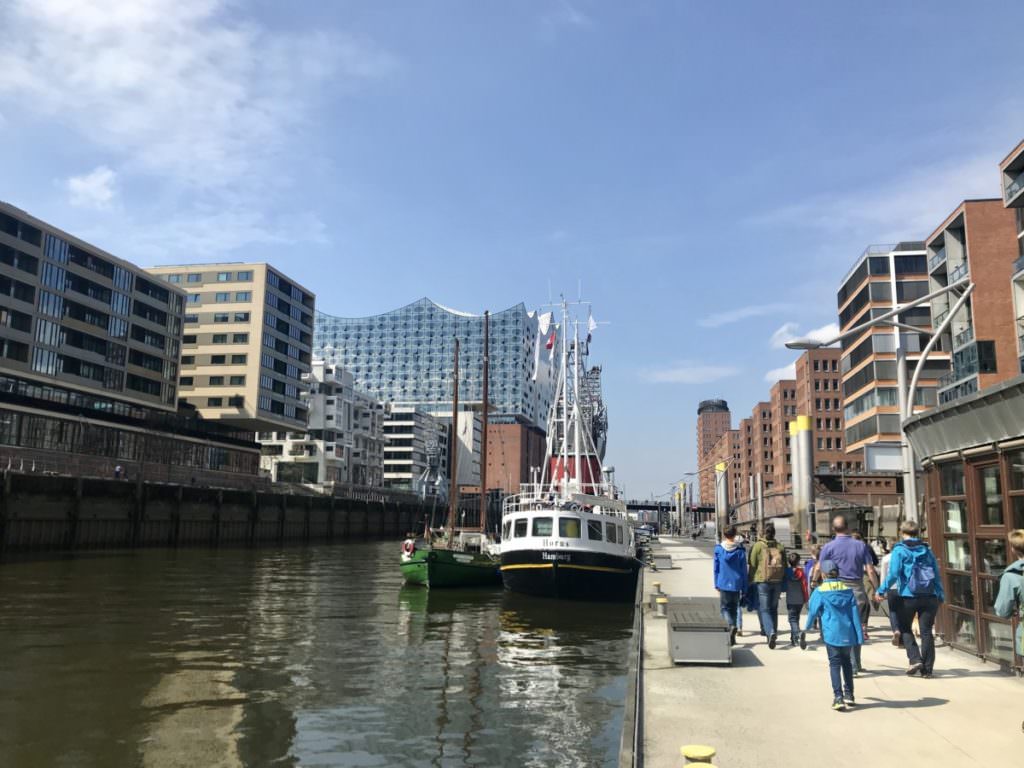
[545,329,556,350]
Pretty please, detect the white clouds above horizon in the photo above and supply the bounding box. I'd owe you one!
[65,166,117,209]
[641,361,740,385]
[764,362,796,383]
[769,321,840,349]
[697,302,794,329]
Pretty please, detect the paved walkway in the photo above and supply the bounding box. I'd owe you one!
[641,537,1022,768]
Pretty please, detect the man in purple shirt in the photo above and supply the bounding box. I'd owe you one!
[812,515,878,674]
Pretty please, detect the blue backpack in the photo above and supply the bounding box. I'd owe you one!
[905,545,936,596]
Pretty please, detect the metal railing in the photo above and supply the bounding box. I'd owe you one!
[1005,168,1024,203]
[953,326,975,349]
[933,308,949,326]
[928,248,947,271]
[949,262,969,282]
[937,359,980,388]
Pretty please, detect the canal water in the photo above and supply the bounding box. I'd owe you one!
[0,541,634,767]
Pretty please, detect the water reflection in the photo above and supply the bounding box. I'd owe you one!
[0,543,632,767]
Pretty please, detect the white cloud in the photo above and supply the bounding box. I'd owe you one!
[764,362,797,383]
[698,302,793,328]
[769,321,839,349]
[539,0,592,40]
[641,361,740,385]
[65,165,117,209]
[750,153,1000,243]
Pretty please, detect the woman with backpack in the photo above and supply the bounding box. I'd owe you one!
[873,520,945,677]
[748,522,787,649]
[994,529,1024,659]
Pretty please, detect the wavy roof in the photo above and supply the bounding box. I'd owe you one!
[315,297,529,321]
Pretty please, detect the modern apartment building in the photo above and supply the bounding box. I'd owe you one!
[382,405,449,495]
[0,202,258,481]
[696,399,731,504]
[148,263,314,432]
[1001,140,1024,374]
[836,243,949,470]
[258,361,384,486]
[314,298,557,429]
[926,200,1018,404]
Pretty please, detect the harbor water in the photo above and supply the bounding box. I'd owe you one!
[0,541,634,767]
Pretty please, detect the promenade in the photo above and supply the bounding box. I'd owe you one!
[641,537,1022,768]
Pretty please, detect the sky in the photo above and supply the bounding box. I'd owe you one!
[2,0,1023,499]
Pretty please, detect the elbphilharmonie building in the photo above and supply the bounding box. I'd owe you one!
[313,298,558,429]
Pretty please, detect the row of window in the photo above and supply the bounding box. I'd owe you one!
[186,291,251,305]
[501,515,627,544]
[166,270,253,284]
[184,311,251,324]
[180,353,247,366]
[180,375,245,386]
[205,395,245,408]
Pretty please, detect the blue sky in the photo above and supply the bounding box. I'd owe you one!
[2,1,1023,498]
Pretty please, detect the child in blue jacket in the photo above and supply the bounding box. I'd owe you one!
[713,525,748,646]
[804,559,863,711]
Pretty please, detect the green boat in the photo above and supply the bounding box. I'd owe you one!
[400,544,501,587]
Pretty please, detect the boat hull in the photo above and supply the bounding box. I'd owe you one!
[500,548,641,602]
[400,547,502,588]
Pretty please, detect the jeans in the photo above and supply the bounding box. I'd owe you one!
[756,581,782,638]
[786,604,803,640]
[886,592,902,633]
[898,595,939,673]
[826,644,854,699]
[719,590,741,629]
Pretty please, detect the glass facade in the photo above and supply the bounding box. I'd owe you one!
[314,299,557,429]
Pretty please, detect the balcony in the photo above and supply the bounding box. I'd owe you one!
[949,261,969,283]
[933,308,949,326]
[937,358,979,389]
[953,326,975,349]
[1005,168,1024,206]
[928,248,947,272]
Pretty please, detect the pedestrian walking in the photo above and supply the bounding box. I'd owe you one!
[877,539,902,646]
[748,522,786,648]
[804,559,863,711]
[873,520,945,677]
[713,524,748,646]
[993,529,1024,659]
[784,551,809,647]
[804,543,822,594]
[813,515,877,674]
[114,464,122,480]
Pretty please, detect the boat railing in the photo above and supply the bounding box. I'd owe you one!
[502,484,630,518]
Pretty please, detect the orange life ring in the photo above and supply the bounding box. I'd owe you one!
[402,540,416,556]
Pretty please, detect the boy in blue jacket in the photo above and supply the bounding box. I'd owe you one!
[805,559,863,711]
[713,524,748,646]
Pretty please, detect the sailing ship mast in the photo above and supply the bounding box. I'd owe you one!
[478,311,489,532]
[446,337,460,541]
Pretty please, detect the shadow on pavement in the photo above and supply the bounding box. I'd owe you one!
[728,648,765,668]
[854,696,948,710]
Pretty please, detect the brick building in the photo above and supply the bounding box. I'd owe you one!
[486,422,546,495]
[696,399,731,504]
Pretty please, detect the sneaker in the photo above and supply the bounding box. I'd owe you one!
[906,662,924,676]
[921,671,933,679]
[891,631,901,647]
[768,633,778,649]
[832,697,846,711]
[730,627,737,646]
[799,631,807,650]
[790,635,798,647]
[852,665,860,677]
[843,694,856,706]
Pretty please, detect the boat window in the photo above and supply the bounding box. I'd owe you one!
[514,519,528,537]
[587,520,603,540]
[617,525,625,543]
[502,521,511,539]
[559,517,581,538]
[606,522,618,543]
[532,517,553,536]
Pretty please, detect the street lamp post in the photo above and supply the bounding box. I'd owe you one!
[786,276,974,523]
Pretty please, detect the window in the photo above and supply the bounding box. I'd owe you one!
[207,397,223,407]
[606,522,618,543]
[211,355,226,365]
[215,292,230,302]
[586,520,603,540]
[180,376,194,386]
[217,272,232,282]
[235,291,251,301]
[232,333,248,343]
[234,312,250,322]
[184,314,198,324]
[214,313,229,323]
[237,270,253,281]
[212,334,228,344]
[229,375,245,385]
[978,465,1003,526]
[183,335,197,344]
[186,294,200,304]
[231,354,247,364]
[514,519,527,537]
[228,395,244,407]
[532,517,553,536]
[167,274,182,283]
[209,375,224,385]
[187,273,202,283]
[559,517,581,538]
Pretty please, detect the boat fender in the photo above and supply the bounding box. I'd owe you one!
[569,503,582,512]
[402,539,416,556]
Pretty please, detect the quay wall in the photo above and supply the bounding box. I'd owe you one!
[0,472,429,554]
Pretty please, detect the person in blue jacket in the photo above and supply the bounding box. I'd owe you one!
[804,559,863,711]
[713,524,747,646]
[873,520,945,678]
[993,529,1024,658]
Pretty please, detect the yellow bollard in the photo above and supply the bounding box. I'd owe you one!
[652,581,663,593]
[680,744,716,764]
[655,596,668,618]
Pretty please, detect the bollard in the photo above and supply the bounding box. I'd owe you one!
[652,581,663,594]
[680,744,716,764]
[655,596,668,618]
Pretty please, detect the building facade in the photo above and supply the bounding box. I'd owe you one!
[1001,140,1024,374]
[313,298,557,429]
[485,423,547,495]
[837,242,949,470]
[769,380,797,490]
[148,263,314,432]
[0,202,258,482]
[926,199,1018,404]
[258,361,384,487]
[696,399,731,504]
[796,348,862,475]
[382,405,449,496]
[709,428,743,508]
